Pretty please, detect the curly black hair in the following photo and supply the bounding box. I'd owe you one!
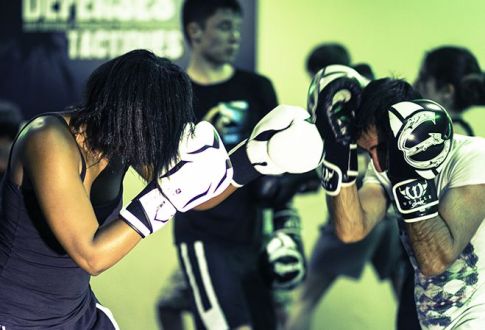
[69,49,195,179]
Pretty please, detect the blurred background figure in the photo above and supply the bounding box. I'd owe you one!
[414,45,485,137]
[0,99,23,182]
[285,42,419,330]
[306,43,351,75]
[0,2,79,119]
[156,1,306,329]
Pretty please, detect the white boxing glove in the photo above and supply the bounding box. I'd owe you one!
[229,105,324,187]
[120,121,233,238]
[158,121,233,212]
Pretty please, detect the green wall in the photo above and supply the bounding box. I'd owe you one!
[92,2,485,329]
[258,0,485,104]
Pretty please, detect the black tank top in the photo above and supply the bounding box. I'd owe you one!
[0,113,125,328]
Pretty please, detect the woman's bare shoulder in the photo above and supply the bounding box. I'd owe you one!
[20,114,79,164]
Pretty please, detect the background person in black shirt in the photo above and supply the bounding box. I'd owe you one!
[156,1,307,329]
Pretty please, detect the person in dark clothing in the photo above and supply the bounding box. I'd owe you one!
[0,49,238,329]
[156,1,308,330]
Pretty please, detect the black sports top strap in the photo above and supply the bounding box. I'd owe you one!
[49,113,87,180]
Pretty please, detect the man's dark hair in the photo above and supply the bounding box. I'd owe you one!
[355,78,421,144]
[182,0,243,46]
[69,49,195,179]
[353,63,375,81]
[354,78,421,170]
[306,43,351,76]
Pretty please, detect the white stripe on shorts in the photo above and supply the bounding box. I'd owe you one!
[96,303,120,330]
[180,241,229,330]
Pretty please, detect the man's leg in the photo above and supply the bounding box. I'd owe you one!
[286,218,392,330]
[241,266,277,330]
[285,270,337,330]
[177,239,255,330]
[156,268,192,330]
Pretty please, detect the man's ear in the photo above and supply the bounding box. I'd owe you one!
[440,83,455,103]
[187,22,203,44]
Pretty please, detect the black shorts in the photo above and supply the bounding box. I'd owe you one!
[78,303,119,330]
[177,239,276,330]
[0,301,118,330]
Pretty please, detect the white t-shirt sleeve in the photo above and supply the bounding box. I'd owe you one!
[445,136,485,189]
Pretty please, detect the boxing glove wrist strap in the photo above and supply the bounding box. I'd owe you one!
[120,181,176,238]
[229,139,261,187]
[392,178,438,223]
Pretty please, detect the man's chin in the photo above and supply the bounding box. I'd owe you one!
[223,51,238,62]
[211,57,236,66]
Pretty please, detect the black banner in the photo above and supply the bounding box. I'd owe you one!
[0,0,256,119]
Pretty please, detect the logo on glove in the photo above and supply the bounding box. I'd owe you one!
[389,100,454,180]
[321,166,335,185]
[397,111,452,171]
[393,179,438,214]
[398,180,430,208]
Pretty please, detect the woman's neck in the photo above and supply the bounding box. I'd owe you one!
[73,127,108,170]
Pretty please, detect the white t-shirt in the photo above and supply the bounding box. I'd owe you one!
[363,134,485,329]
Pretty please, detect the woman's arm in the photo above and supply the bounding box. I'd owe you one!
[130,162,239,212]
[194,184,238,210]
[23,120,141,276]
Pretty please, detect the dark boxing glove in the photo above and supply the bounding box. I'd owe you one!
[307,65,369,195]
[260,205,306,290]
[387,99,453,223]
[253,172,321,207]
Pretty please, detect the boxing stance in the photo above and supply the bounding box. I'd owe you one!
[314,69,485,329]
[0,49,323,329]
[287,62,418,330]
